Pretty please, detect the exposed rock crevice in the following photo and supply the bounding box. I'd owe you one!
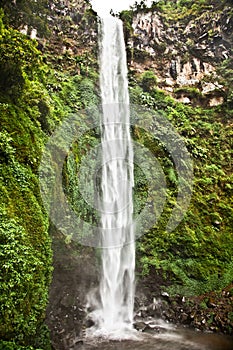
[128,6,233,106]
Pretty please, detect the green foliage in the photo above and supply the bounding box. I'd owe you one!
[62,128,101,241]
[0,149,52,345]
[129,83,174,110]
[131,71,233,296]
[45,66,99,119]
[0,104,44,169]
[0,3,232,348]
[146,0,221,21]
[0,12,40,98]
[216,57,233,109]
[0,340,38,350]
[0,12,55,347]
[0,213,48,341]
[0,337,49,350]
[120,9,134,36]
[1,0,49,36]
[166,259,233,296]
[174,87,203,100]
[79,77,99,108]
[0,131,15,161]
[0,15,100,344]
[139,70,158,92]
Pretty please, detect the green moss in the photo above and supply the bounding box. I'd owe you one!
[0,15,53,347]
[0,340,41,350]
[139,71,158,92]
[131,72,233,296]
[174,87,203,99]
[0,8,101,344]
[0,213,49,340]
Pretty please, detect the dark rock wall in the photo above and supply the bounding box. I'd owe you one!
[15,0,98,59]
[45,0,98,56]
[128,5,233,105]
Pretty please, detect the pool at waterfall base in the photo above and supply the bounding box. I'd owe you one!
[77,321,233,350]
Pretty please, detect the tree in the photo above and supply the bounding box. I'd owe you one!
[217,57,233,109]
[0,0,50,36]
[140,70,158,92]
[0,10,40,97]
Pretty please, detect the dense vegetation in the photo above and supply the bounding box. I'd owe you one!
[132,0,232,14]
[0,0,49,35]
[0,10,52,348]
[0,0,232,347]
[0,4,98,347]
[129,73,233,296]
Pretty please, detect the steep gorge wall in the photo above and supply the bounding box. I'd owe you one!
[44,0,97,57]
[127,4,233,106]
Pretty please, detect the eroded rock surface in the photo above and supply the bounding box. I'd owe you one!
[127,5,233,105]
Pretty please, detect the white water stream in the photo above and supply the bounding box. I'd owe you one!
[88,16,135,338]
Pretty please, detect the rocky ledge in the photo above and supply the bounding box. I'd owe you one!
[135,277,233,335]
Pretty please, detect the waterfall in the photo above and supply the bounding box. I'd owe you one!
[88,16,135,338]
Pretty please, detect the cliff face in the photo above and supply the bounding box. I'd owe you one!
[127,3,233,106]
[44,0,97,57]
[2,0,98,59]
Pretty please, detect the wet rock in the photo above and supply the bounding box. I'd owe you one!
[207,298,217,308]
[161,292,170,304]
[60,293,74,308]
[134,321,147,332]
[170,60,178,80]
[136,267,233,336]
[85,318,95,328]
[73,339,84,346]
[180,312,189,324]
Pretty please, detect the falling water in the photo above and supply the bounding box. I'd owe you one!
[88,16,135,338]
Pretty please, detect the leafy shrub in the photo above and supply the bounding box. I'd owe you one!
[0,0,49,36]
[0,12,40,98]
[0,340,40,349]
[0,212,49,342]
[139,70,158,92]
